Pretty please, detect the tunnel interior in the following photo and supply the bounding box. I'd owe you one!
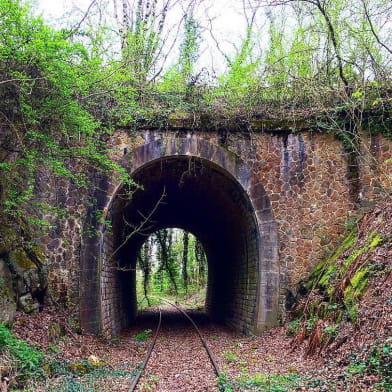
[100,155,261,335]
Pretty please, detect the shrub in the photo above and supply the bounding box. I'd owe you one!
[0,323,44,381]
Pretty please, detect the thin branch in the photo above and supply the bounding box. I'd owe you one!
[264,0,349,87]
[109,188,166,259]
[0,77,46,85]
[65,0,98,38]
[362,0,392,55]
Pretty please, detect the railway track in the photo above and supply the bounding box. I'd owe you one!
[129,298,221,391]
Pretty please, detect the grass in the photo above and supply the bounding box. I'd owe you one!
[217,371,303,392]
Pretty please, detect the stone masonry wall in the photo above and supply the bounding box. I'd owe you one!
[8,127,391,333]
[114,128,392,305]
[358,133,392,204]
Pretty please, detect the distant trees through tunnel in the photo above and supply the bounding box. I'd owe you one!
[136,229,207,309]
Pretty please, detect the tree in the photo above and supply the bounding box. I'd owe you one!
[137,237,152,305]
[182,231,189,293]
[0,0,133,249]
[136,229,208,304]
[195,238,206,288]
[156,229,178,296]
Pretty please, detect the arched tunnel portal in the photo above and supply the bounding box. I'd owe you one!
[81,137,280,336]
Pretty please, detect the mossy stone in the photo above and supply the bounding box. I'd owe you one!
[9,249,36,270]
[69,362,89,375]
[343,267,369,303]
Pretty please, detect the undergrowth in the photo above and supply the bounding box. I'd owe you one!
[291,223,386,352]
[133,329,152,342]
[217,371,302,392]
[0,323,138,391]
[41,359,137,392]
[0,323,44,385]
[216,371,354,392]
[287,203,392,390]
[346,338,392,391]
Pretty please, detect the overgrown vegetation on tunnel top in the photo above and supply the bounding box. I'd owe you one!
[1,0,392,243]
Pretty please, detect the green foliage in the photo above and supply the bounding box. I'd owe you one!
[307,229,382,313]
[305,316,319,333]
[217,371,302,392]
[209,29,260,109]
[42,357,137,392]
[323,324,340,339]
[133,329,152,342]
[307,228,357,290]
[179,15,200,85]
[286,319,301,336]
[264,19,289,101]
[343,267,369,303]
[138,374,160,392]
[158,14,202,111]
[0,0,134,242]
[0,323,44,379]
[347,338,392,389]
[1,0,392,253]
[223,351,238,363]
[136,229,207,306]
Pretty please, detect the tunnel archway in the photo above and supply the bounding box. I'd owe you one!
[81,136,279,336]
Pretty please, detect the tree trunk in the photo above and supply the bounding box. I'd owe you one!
[182,231,189,293]
[156,229,178,295]
[138,238,152,306]
[195,239,206,288]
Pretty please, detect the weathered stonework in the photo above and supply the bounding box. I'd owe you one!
[0,259,17,322]
[358,133,392,203]
[25,126,392,336]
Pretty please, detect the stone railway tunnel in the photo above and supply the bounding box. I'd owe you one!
[82,137,279,336]
[77,128,392,337]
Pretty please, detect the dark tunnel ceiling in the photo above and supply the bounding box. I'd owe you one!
[111,155,258,264]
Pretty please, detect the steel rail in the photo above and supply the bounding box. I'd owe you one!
[129,306,162,392]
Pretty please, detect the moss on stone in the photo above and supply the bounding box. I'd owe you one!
[31,245,46,264]
[299,227,383,327]
[306,228,357,291]
[9,249,36,270]
[69,362,89,375]
[343,267,370,303]
[318,265,337,288]
[344,231,382,266]
[368,232,383,249]
[312,230,382,295]
[8,243,46,271]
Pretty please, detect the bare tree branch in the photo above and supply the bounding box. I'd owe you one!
[362,0,392,55]
[65,0,98,37]
[0,77,46,85]
[109,187,167,259]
